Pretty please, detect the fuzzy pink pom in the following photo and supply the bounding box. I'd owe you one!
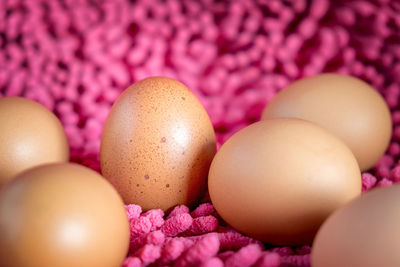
[130,216,152,238]
[122,257,141,267]
[256,252,281,267]
[167,205,190,219]
[161,213,193,237]
[174,233,220,267]
[126,205,143,221]
[377,177,393,187]
[191,203,216,218]
[142,209,165,230]
[218,231,262,251]
[130,230,165,251]
[375,166,391,179]
[375,155,395,168]
[186,216,219,235]
[224,244,263,267]
[281,254,311,267]
[362,173,378,192]
[160,238,196,264]
[390,166,400,182]
[134,244,161,264]
[388,143,400,157]
[200,257,224,267]
[272,247,294,256]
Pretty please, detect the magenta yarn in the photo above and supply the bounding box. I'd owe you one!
[1,0,400,266]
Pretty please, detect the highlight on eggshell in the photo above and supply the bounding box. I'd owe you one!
[262,73,392,172]
[0,97,70,187]
[100,76,216,211]
[0,163,130,267]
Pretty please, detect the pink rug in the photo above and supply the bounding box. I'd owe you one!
[1,0,400,266]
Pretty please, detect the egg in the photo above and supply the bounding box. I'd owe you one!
[208,118,361,245]
[261,73,392,171]
[312,185,400,267]
[0,163,130,267]
[0,97,69,186]
[100,77,216,211]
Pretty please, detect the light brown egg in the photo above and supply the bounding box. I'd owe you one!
[312,185,400,267]
[208,118,361,245]
[0,163,130,267]
[0,97,69,186]
[262,73,392,171]
[100,77,216,211]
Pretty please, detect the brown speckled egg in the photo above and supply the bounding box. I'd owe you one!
[262,73,392,171]
[0,163,130,267]
[0,97,69,186]
[100,77,216,211]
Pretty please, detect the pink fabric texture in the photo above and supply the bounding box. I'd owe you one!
[1,0,400,266]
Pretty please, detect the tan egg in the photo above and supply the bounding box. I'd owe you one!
[312,184,400,267]
[0,97,69,186]
[261,73,392,171]
[100,77,216,211]
[0,163,130,267]
[208,118,361,245]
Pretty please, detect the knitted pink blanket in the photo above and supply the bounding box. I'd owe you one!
[1,0,399,266]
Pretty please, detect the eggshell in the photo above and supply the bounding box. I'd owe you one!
[0,163,130,267]
[312,184,400,267]
[100,77,216,211]
[0,97,69,186]
[208,118,361,245]
[262,73,392,171]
